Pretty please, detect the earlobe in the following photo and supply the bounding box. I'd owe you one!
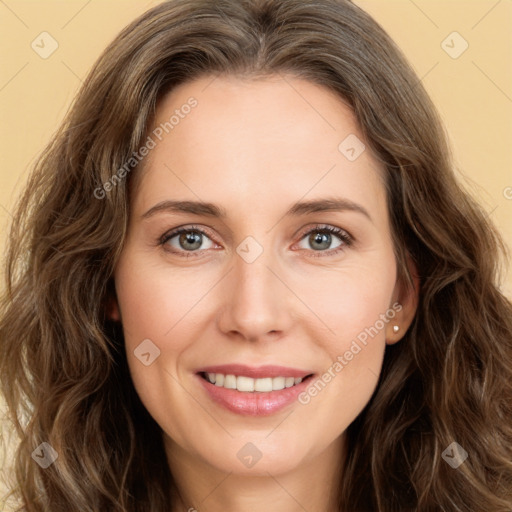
[386,254,420,344]
[107,297,121,322]
[105,281,122,322]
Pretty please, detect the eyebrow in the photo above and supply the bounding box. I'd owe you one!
[141,197,372,222]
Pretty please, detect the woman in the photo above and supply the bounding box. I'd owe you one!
[1,0,511,510]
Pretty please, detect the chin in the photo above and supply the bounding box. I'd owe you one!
[197,436,310,476]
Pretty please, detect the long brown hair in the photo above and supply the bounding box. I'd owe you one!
[1,0,511,510]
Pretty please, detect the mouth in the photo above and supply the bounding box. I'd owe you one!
[194,365,315,416]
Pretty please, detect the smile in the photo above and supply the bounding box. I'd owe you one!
[195,365,315,416]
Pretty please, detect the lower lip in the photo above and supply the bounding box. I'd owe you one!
[196,373,314,416]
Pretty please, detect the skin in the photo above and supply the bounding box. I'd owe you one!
[110,74,419,512]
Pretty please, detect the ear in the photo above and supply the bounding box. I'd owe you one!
[105,280,122,322]
[386,253,420,345]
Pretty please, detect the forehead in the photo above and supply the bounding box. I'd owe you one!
[132,74,386,220]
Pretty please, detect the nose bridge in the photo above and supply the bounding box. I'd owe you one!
[218,236,292,340]
[235,248,275,300]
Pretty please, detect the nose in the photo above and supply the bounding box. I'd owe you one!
[216,246,295,343]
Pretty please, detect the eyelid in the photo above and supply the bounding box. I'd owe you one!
[159,224,216,244]
[294,223,352,242]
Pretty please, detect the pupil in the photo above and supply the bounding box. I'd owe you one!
[180,232,202,250]
[311,232,330,250]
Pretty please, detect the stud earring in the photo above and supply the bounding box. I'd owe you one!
[393,325,400,333]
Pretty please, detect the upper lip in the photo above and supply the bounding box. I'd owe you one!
[195,364,313,379]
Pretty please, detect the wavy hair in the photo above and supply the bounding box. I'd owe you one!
[1,0,511,510]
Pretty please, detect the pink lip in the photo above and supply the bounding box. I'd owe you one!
[195,364,311,379]
[195,367,314,416]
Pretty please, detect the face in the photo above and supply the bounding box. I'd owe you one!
[112,74,418,478]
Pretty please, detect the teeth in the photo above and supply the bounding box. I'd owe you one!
[203,373,305,392]
[272,376,285,390]
[224,374,237,389]
[254,377,272,392]
[237,376,254,392]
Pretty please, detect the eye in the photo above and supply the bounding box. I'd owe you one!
[294,225,353,257]
[159,223,353,259]
[160,225,217,257]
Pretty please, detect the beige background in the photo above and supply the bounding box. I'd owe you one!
[0,0,511,507]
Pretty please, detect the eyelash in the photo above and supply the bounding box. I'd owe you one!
[159,224,354,259]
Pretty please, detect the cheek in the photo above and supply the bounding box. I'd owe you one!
[114,254,201,440]
[293,256,397,404]
[114,252,216,349]
[294,258,397,350]
[113,251,224,431]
